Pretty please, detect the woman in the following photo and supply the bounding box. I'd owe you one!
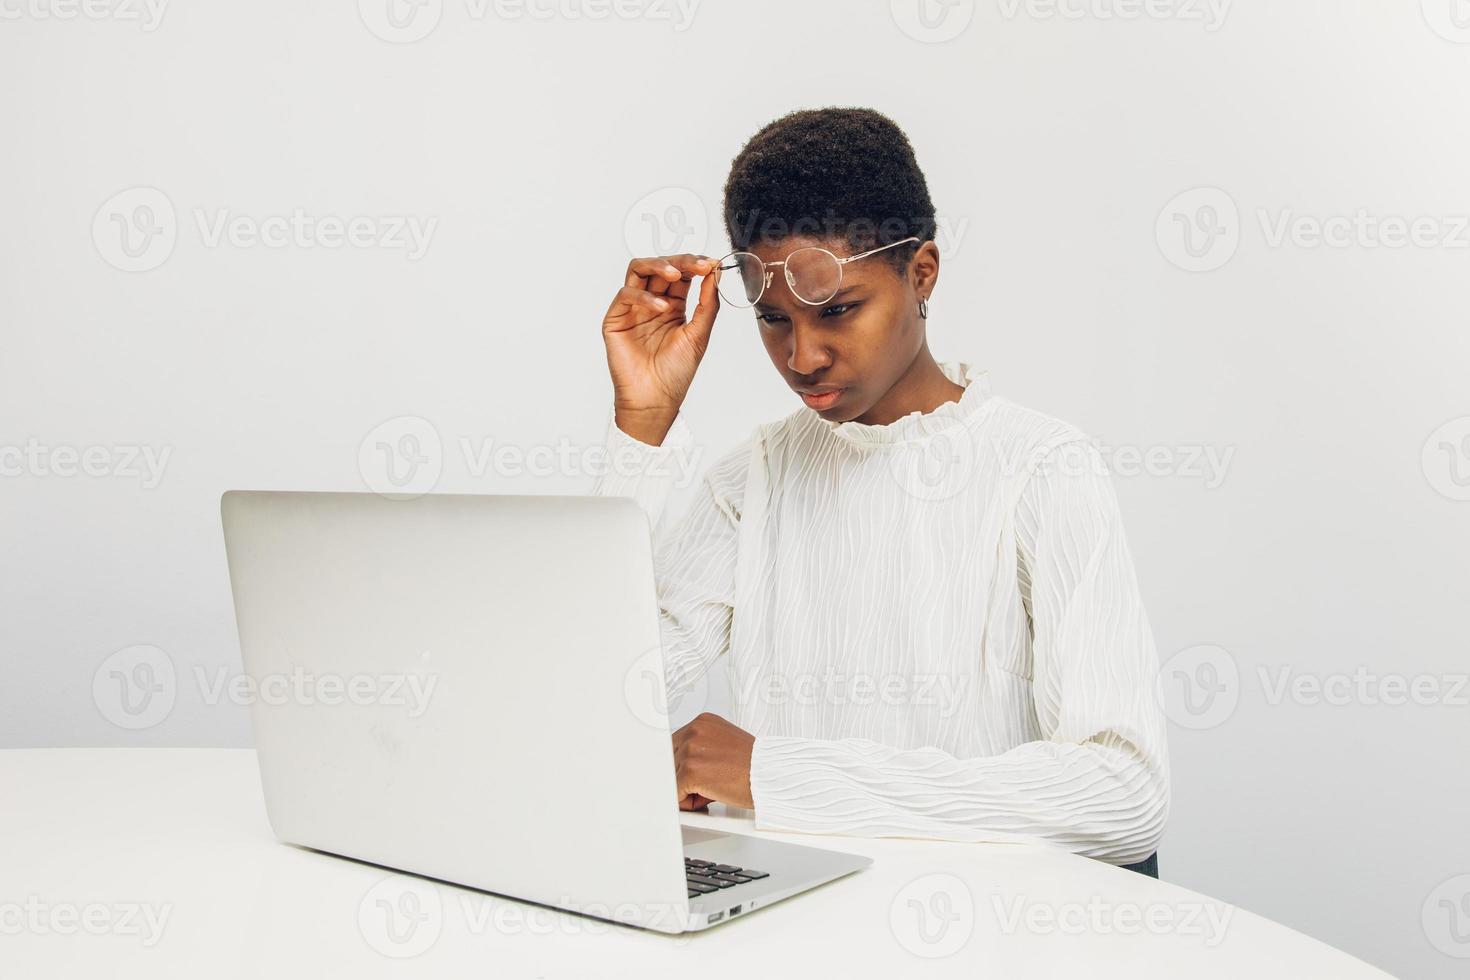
[592,107,1168,872]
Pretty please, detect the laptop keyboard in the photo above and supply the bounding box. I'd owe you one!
[685,857,769,898]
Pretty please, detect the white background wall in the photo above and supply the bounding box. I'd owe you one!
[3,1,1468,976]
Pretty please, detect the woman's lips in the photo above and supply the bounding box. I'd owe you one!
[799,388,845,410]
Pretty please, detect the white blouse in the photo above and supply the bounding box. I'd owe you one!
[591,360,1169,865]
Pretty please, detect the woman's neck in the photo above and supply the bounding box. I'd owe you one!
[854,347,967,426]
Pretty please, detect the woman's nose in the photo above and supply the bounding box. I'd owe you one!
[786,322,832,376]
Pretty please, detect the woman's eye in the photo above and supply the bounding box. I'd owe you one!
[820,303,856,318]
[756,312,788,324]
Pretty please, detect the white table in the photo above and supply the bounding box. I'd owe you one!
[1,749,1393,979]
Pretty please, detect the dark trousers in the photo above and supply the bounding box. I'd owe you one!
[1121,853,1159,878]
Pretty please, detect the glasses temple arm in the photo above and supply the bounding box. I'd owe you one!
[839,236,923,264]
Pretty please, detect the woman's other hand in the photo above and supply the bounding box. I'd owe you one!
[672,712,755,810]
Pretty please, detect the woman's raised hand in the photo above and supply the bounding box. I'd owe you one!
[601,253,720,446]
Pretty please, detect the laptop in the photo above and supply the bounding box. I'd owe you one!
[220,490,871,933]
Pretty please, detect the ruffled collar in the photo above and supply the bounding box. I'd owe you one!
[819,360,992,447]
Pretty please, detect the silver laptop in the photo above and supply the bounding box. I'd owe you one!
[220,490,871,933]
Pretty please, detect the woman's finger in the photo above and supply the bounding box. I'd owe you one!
[625,256,684,290]
[662,254,717,302]
[605,285,671,324]
[663,253,716,278]
[683,266,721,348]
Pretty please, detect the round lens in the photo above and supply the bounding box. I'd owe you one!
[784,246,843,305]
[715,252,765,307]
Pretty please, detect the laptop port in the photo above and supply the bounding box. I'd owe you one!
[708,911,724,923]
[730,905,742,916]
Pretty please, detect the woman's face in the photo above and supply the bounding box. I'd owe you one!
[743,236,941,424]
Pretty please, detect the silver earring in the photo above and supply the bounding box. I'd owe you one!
[918,297,929,319]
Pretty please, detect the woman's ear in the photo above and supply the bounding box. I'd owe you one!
[911,240,941,301]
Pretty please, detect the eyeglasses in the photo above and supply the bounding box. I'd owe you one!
[715,236,921,308]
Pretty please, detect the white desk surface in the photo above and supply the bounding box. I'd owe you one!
[1,749,1393,979]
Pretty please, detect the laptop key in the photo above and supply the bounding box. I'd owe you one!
[688,889,700,898]
[709,864,743,874]
[686,858,713,867]
[686,881,717,893]
[712,873,750,884]
[736,869,769,880]
[687,873,736,889]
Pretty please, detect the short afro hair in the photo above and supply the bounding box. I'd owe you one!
[722,107,936,273]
